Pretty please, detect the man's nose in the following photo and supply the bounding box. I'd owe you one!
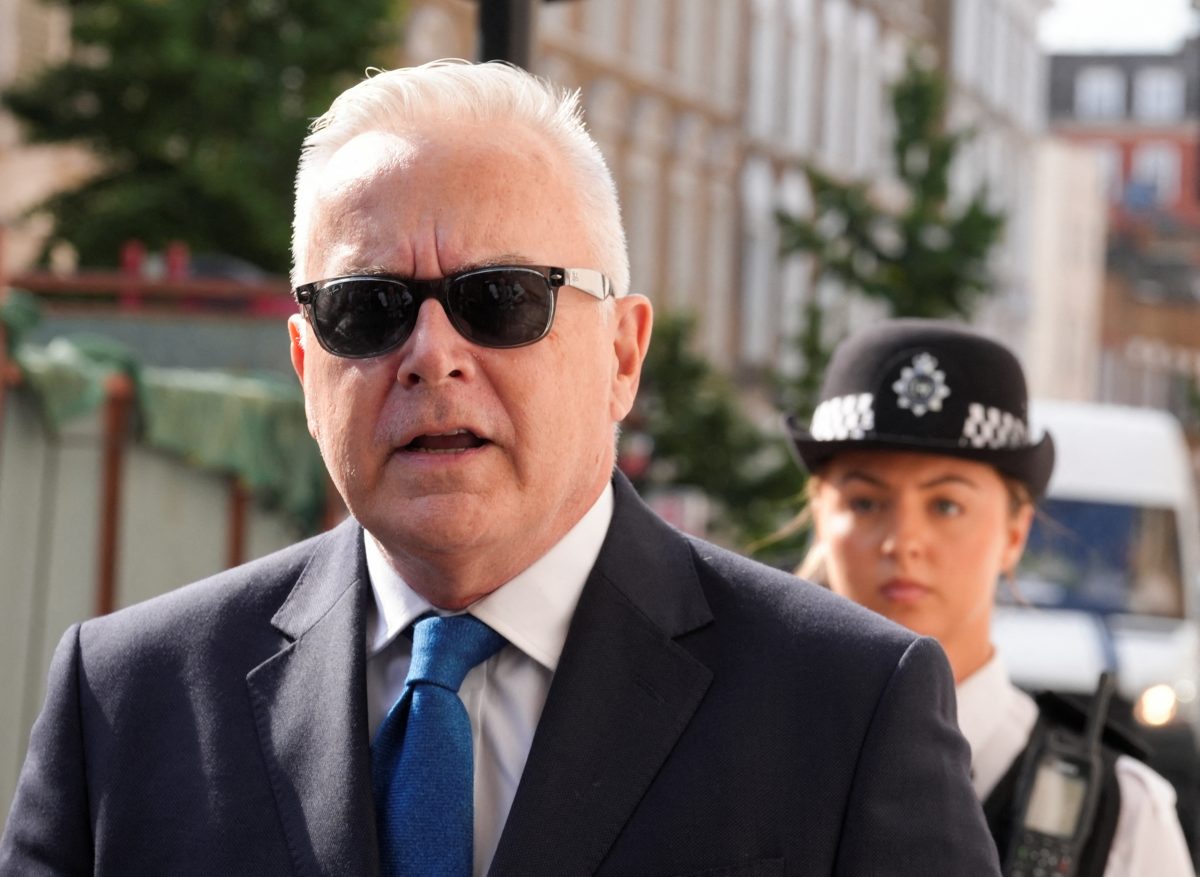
[394,298,476,387]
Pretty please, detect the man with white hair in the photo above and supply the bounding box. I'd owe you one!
[2,61,1000,876]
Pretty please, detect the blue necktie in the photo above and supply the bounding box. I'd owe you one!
[371,614,507,877]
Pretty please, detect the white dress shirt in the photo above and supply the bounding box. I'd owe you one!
[363,484,613,877]
[958,653,1195,876]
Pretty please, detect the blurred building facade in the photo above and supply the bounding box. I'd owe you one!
[5,0,1083,403]
[401,0,1060,386]
[1048,40,1200,441]
[935,0,1056,354]
[1049,43,1200,226]
[1024,137,1107,401]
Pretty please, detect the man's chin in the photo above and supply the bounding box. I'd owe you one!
[363,494,504,556]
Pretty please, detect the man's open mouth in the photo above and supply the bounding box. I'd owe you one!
[401,429,489,454]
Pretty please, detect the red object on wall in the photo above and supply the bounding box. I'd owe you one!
[119,239,146,311]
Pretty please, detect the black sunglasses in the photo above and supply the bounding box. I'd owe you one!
[293,265,614,358]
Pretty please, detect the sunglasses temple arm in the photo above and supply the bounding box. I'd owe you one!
[562,268,613,300]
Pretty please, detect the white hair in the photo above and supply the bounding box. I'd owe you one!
[291,59,629,296]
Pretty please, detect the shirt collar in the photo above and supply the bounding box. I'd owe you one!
[364,482,614,672]
[957,652,1007,746]
[957,650,1040,799]
[956,650,1034,750]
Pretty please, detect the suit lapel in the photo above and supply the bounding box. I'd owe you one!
[489,475,714,876]
[246,519,379,877]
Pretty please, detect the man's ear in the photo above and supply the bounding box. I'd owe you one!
[288,314,307,384]
[610,294,653,422]
[288,314,320,441]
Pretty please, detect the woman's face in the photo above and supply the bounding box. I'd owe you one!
[809,449,1034,682]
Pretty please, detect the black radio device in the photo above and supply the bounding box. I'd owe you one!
[1001,671,1116,877]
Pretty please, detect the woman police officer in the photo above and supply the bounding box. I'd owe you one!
[786,318,1193,876]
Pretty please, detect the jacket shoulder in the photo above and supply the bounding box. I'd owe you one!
[684,534,921,653]
[79,519,360,655]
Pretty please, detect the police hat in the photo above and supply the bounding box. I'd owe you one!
[786,319,1056,498]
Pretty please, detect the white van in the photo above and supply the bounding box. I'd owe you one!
[992,399,1200,846]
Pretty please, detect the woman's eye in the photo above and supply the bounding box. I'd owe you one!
[933,498,963,517]
[847,496,878,514]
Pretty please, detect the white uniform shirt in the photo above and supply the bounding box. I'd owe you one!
[363,484,613,877]
[957,654,1195,876]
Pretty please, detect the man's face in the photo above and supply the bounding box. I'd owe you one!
[290,126,651,608]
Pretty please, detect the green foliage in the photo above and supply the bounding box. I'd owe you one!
[620,313,806,560]
[778,56,1005,319]
[774,298,828,425]
[776,55,1007,413]
[3,0,403,272]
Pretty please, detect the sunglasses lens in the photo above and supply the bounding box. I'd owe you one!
[449,270,554,347]
[311,278,417,357]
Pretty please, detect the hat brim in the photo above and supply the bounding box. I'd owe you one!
[785,414,1057,500]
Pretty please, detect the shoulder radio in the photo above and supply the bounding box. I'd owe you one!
[1002,672,1116,877]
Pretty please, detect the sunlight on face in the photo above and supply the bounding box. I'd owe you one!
[289,124,651,607]
[809,450,1034,681]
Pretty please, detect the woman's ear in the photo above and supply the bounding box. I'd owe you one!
[1001,501,1036,576]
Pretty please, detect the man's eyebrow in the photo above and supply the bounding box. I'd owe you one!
[467,254,535,269]
[338,255,539,277]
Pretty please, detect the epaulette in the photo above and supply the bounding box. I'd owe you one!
[1034,689,1151,761]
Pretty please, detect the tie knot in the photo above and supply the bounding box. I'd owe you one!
[406,614,506,693]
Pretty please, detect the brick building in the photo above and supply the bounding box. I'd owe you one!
[1048,40,1200,447]
[1049,43,1200,227]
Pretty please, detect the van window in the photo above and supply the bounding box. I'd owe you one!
[1008,499,1184,618]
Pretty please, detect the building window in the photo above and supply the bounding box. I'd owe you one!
[988,7,1008,106]
[625,98,668,297]
[784,0,816,152]
[675,0,708,87]
[1075,66,1125,120]
[851,8,879,175]
[820,0,854,168]
[748,0,783,140]
[704,159,737,360]
[629,0,665,73]
[665,115,705,313]
[712,0,741,108]
[740,156,778,365]
[1022,39,1044,130]
[1130,142,1180,207]
[1134,67,1184,123]
[583,0,623,53]
[974,0,994,97]
[952,0,978,85]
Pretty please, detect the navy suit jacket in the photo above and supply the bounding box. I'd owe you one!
[1,475,999,875]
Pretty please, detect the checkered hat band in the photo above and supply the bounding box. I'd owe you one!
[959,403,1028,449]
[808,396,1029,450]
[810,393,875,440]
